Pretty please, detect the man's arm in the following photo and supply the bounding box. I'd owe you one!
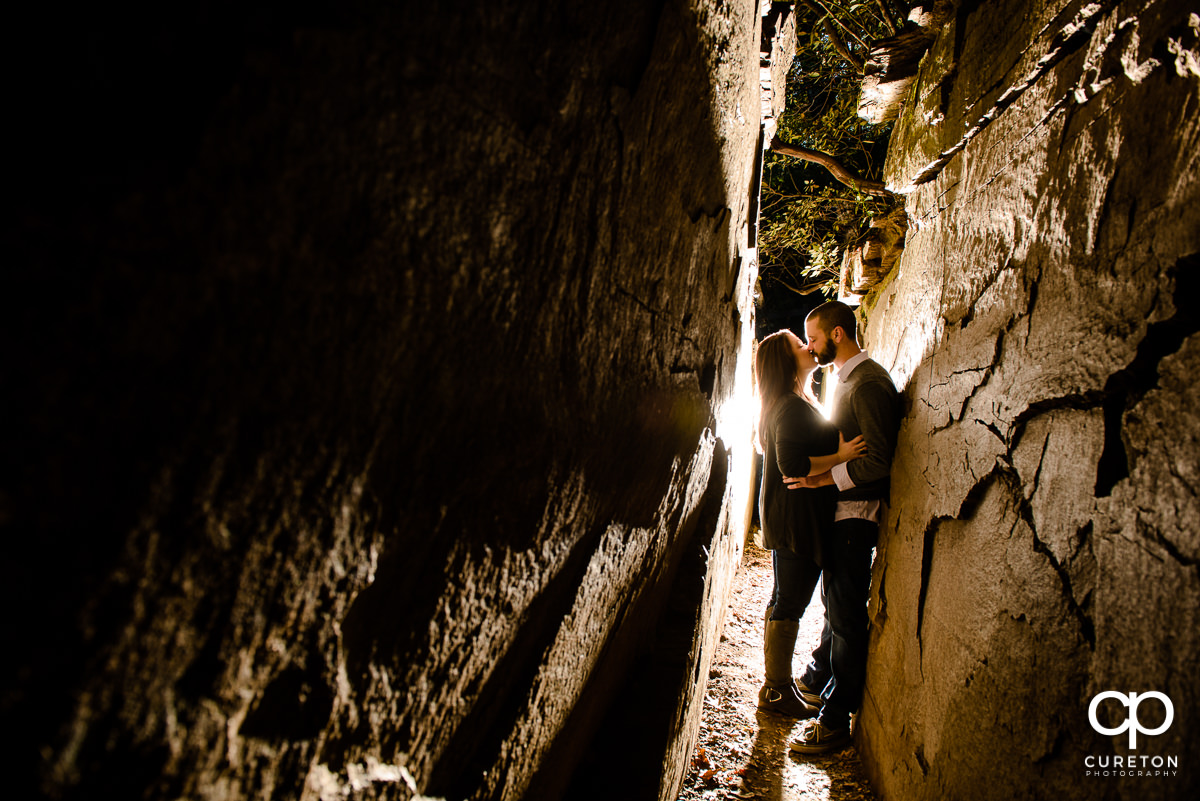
[784,470,834,489]
[843,380,899,487]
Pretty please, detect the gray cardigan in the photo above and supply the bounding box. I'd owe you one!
[830,358,900,502]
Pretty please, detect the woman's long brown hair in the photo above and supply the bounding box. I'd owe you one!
[755,330,799,452]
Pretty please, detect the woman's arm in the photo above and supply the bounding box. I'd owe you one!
[775,434,812,479]
[780,430,866,477]
[776,402,867,477]
[805,432,866,475]
[781,433,866,487]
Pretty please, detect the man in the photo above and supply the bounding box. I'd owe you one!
[784,300,900,754]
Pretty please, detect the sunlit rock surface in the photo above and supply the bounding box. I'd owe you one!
[859,0,1199,798]
[6,2,777,799]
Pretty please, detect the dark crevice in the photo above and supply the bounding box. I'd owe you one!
[1025,262,1041,322]
[611,279,662,317]
[929,365,989,388]
[1017,426,1052,505]
[914,744,931,776]
[1072,521,1094,561]
[1124,197,1138,251]
[553,442,730,801]
[698,362,717,397]
[1141,518,1199,569]
[928,419,953,435]
[176,594,235,701]
[999,465,1096,648]
[963,654,990,689]
[956,466,999,520]
[240,664,333,741]
[952,0,982,63]
[684,202,728,226]
[920,463,936,490]
[1071,522,1098,629]
[1095,255,1200,496]
[1094,392,1129,496]
[927,329,1009,436]
[977,418,1005,444]
[942,259,1039,415]
[747,127,765,246]
[938,63,957,119]
[913,464,1000,659]
[1007,416,1032,455]
[1166,459,1199,498]
[1093,160,1122,249]
[914,516,940,662]
[1156,538,1198,569]
[875,560,889,623]
[1012,390,1104,428]
[423,516,614,800]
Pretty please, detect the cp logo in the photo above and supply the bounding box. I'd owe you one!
[1088,691,1174,749]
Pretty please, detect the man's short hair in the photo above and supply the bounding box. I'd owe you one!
[808,301,858,342]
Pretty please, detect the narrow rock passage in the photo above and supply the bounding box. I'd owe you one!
[676,544,876,801]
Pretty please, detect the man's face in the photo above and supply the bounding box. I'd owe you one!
[804,319,838,366]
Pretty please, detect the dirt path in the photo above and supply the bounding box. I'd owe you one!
[675,544,877,801]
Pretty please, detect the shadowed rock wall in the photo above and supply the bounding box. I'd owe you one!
[5,2,770,799]
[858,0,1199,798]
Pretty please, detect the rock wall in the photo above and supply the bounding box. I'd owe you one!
[858,0,1199,798]
[5,2,775,799]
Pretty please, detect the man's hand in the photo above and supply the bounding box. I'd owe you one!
[784,471,834,489]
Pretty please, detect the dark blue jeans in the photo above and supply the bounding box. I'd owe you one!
[767,546,821,621]
[800,517,878,729]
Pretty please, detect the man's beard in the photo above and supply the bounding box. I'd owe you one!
[815,341,837,366]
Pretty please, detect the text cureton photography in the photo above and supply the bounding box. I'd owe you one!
[1084,691,1182,780]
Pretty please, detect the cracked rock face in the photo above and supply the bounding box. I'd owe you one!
[859,0,1200,798]
[6,2,769,800]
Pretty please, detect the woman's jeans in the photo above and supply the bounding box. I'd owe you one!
[767,546,821,621]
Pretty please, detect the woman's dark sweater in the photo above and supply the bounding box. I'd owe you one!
[759,394,838,563]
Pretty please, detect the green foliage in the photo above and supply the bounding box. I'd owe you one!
[758,1,903,299]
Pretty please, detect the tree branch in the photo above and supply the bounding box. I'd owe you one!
[876,0,900,35]
[824,17,865,73]
[802,1,866,73]
[768,270,832,296]
[812,0,871,49]
[769,136,890,196]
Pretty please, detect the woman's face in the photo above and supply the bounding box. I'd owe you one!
[787,332,817,374]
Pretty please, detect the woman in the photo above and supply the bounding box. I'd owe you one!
[755,329,864,718]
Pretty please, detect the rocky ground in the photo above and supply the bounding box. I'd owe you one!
[675,543,877,801]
